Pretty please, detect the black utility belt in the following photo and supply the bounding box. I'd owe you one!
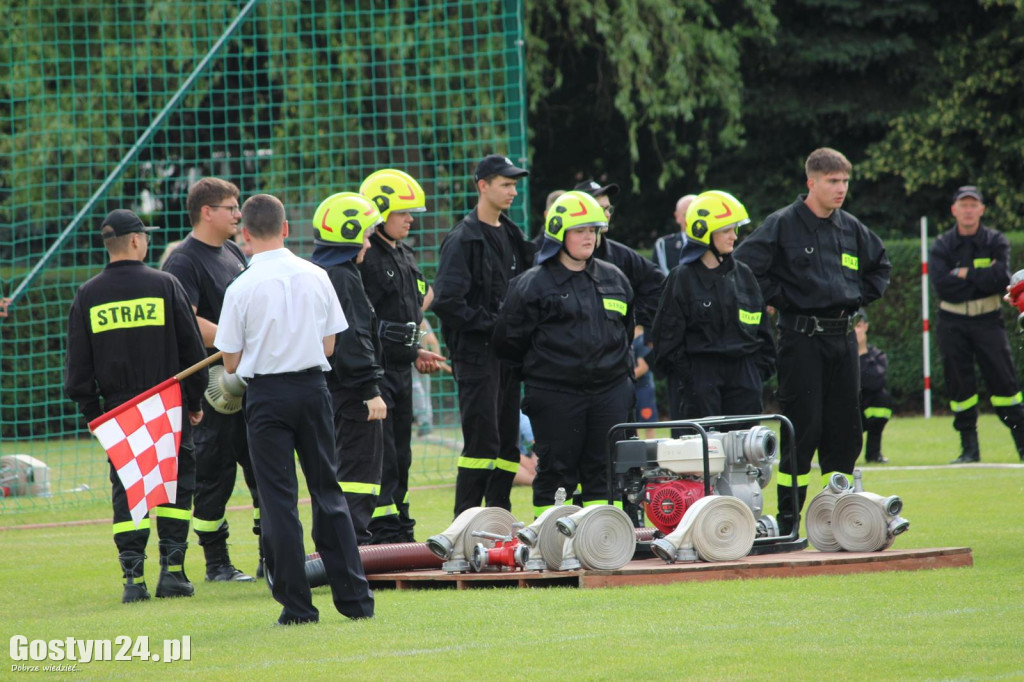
[251,366,323,379]
[778,313,852,336]
[378,320,422,346]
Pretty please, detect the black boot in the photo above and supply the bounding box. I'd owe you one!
[156,541,194,598]
[1010,425,1024,462]
[254,519,265,579]
[864,419,889,463]
[118,551,150,604]
[203,540,255,582]
[950,429,981,464]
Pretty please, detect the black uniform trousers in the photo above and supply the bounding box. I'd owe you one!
[775,328,862,529]
[368,366,413,542]
[191,401,260,546]
[245,370,373,624]
[452,351,521,516]
[936,311,1024,432]
[111,444,195,556]
[524,377,634,515]
[860,386,892,459]
[680,355,763,422]
[331,389,383,546]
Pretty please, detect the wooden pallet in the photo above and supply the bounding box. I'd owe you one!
[365,546,972,590]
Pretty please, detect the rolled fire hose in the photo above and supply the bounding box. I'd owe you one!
[204,365,247,414]
[426,507,518,571]
[555,505,636,571]
[831,492,909,552]
[304,543,444,588]
[517,505,582,570]
[805,472,853,552]
[651,495,756,563]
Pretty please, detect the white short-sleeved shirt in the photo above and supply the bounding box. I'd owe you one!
[215,247,347,379]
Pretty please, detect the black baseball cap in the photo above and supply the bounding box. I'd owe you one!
[474,154,529,182]
[100,209,158,239]
[574,179,620,198]
[952,185,983,203]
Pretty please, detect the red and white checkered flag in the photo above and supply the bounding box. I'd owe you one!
[88,377,183,526]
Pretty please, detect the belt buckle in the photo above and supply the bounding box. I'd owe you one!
[807,315,824,336]
[402,321,418,347]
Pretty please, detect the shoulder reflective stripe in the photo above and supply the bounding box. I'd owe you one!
[822,471,852,488]
[738,309,762,325]
[152,506,191,521]
[973,257,992,268]
[863,407,893,420]
[372,504,399,518]
[493,458,520,474]
[192,516,227,533]
[417,278,427,294]
[457,456,496,470]
[603,298,627,315]
[950,395,979,412]
[339,481,380,496]
[990,392,1023,407]
[89,297,165,333]
[775,471,812,488]
[841,253,858,270]
[113,519,150,535]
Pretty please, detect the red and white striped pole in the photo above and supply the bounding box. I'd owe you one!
[920,216,932,418]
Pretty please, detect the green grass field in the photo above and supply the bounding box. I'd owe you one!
[2,415,1023,680]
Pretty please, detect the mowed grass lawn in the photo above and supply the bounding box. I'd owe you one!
[1,414,1022,680]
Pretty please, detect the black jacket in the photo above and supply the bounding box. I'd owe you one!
[929,224,1010,305]
[358,232,425,368]
[594,235,665,329]
[650,256,775,379]
[860,344,888,395]
[493,257,634,393]
[65,260,207,422]
[734,196,891,316]
[321,260,384,400]
[432,208,535,362]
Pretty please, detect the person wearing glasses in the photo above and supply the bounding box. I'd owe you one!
[161,177,261,584]
[573,179,664,330]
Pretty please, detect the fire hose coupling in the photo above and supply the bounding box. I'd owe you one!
[651,495,756,564]
[427,507,518,573]
[378,320,425,347]
[553,505,636,571]
[517,502,582,571]
[204,365,248,414]
[807,470,910,552]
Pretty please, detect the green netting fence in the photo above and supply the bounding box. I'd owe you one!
[0,0,529,514]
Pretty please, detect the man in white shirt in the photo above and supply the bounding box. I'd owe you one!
[215,194,374,626]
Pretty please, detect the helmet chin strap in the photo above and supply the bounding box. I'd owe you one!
[708,239,727,265]
[377,222,399,244]
[560,244,589,263]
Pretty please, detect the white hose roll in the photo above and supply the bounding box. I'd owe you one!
[457,507,519,559]
[663,495,756,563]
[534,505,582,570]
[561,505,636,571]
[831,492,895,552]
[806,490,843,552]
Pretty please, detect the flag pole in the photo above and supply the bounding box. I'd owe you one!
[175,351,224,382]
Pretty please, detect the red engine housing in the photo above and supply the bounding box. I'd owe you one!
[1009,275,1024,314]
[645,479,706,535]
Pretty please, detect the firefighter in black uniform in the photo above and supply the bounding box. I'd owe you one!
[65,209,208,603]
[854,309,892,463]
[734,148,891,537]
[310,191,388,543]
[162,177,260,582]
[494,190,635,516]
[652,194,697,276]
[574,179,665,329]
[359,170,444,542]
[929,185,1024,463]
[651,191,775,421]
[433,154,535,517]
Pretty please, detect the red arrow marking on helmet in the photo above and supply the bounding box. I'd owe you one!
[398,181,415,201]
[569,201,587,217]
[320,209,334,232]
[364,208,376,216]
[714,202,733,220]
